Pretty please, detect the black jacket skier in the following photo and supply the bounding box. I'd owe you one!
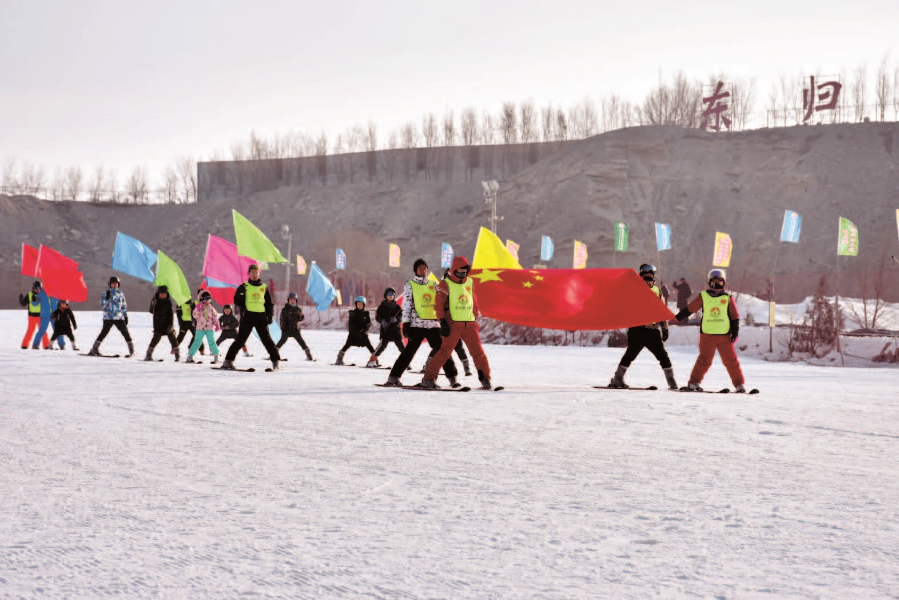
[50,305,77,336]
[369,287,405,366]
[149,288,175,333]
[221,265,280,370]
[280,302,305,334]
[335,297,375,364]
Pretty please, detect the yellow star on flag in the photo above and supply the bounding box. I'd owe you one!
[470,269,505,283]
[522,281,534,288]
[534,275,544,281]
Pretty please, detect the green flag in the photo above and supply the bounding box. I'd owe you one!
[154,251,192,306]
[837,217,859,256]
[614,221,629,252]
[233,210,288,263]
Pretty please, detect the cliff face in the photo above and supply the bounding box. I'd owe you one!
[2,123,898,310]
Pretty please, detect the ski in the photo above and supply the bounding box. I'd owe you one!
[140,359,165,363]
[263,357,288,361]
[212,367,256,372]
[80,353,121,358]
[678,387,731,394]
[400,384,471,392]
[330,363,357,367]
[479,386,505,392]
[592,385,659,391]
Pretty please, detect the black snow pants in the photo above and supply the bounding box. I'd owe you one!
[618,327,672,369]
[389,327,457,379]
[277,331,309,350]
[225,312,279,362]
[95,319,132,343]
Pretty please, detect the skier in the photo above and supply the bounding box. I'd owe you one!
[335,296,376,365]
[608,264,678,390]
[144,285,180,361]
[88,276,135,357]
[49,299,78,351]
[176,290,205,354]
[186,291,220,363]
[421,256,493,390]
[216,305,252,357]
[383,258,459,387]
[368,287,404,368]
[19,281,50,349]
[674,268,747,392]
[221,264,280,371]
[276,292,315,361]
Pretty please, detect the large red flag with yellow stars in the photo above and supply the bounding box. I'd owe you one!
[469,268,674,331]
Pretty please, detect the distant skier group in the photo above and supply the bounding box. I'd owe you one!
[19,255,750,393]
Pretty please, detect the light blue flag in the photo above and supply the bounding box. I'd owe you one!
[540,236,555,261]
[655,223,672,251]
[112,232,157,282]
[336,248,347,270]
[441,243,454,269]
[780,210,802,243]
[306,262,338,311]
[206,276,237,288]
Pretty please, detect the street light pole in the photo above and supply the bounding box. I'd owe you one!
[282,224,292,299]
[481,180,501,234]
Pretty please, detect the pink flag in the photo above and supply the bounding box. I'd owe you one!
[203,235,260,286]
[36,245,79,275]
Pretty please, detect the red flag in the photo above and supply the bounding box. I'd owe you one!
[199,279,236,307]
[470,268,674,331]
[36,245,79,275]
[21,243,39,277]
[40,269,89,302]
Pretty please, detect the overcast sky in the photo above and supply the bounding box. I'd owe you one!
[2,0,898,186]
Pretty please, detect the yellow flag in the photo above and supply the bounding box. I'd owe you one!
[296,255,307,275]
[573,240,588,269]
[388,243,401,268]
[472,227,522,269]
[505,239,520,262]
[713,232,732,267]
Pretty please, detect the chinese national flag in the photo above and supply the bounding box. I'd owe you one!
[470,268,674,331]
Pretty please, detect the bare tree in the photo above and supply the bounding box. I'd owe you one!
[383,128,399,183]
[161,164,179,204]
[442,110,456,182]
[345,125,362,183]
[639,70,700,127]
[555,111,569,141]
[364,121,378,182]
[314,131,329,185]
[64,166,83,201]
[894,62,899,120]
[500,102,518,177]
[460,107,479,181]
[845,254,891,329]
[126,165,148,204]
[51,167,65,201]
[421,113,438,181]
[875,54,891,121]
[852,64,868,122]
[229,141,248,197]
[519,100,536,143]
[88,164,105,203]
[1,155,17,194]
[177,156,197,203]
[540,103,555,142]
[731,77,758,130]
[400,121,419,182]
[107,168,121,203]
[20,162,45,196]
[480,111,497,179]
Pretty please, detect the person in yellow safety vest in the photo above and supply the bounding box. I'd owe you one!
[608,264,678,390]
[421,255,494,390]
[674,268,747,392]
[19,280,50,349]
[220,264,281,371]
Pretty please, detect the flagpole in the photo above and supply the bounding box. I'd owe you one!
[769,242,781,354]
[836,253,844,365]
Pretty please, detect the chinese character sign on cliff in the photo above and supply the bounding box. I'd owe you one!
[701,81,732,132]
[802,75,842,123]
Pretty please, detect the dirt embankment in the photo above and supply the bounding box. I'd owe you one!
[2,123,897,310]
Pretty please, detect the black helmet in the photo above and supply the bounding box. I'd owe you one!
[287,292,298,301]
[384,287,396,299]
[32,280,42,290]
[199,290,212,302]
[638,264,657,279]
[413,258,428,274]
[108,276,121,287]
[157,285,169,294]
[59,299,69,305]
[708,268,727,289]
[223,304,233,312]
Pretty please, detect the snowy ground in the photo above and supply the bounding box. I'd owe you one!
[1,310,898,599]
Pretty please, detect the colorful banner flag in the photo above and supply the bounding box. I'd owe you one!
[296,255,307,275]
[655,223,672,251]
[768,301,776,328]
[40,268,89,303]
[505,240,520,263]
[205,276,237,288]
[441,243,454,269]
[21,243,39,277]
[389,244,401,268]
[713,232,733,267]
[614,222,629,252]
[203,235,259,286]
[336,248,347,270]
[472,227,522,269]
[112,232,157,282]
[36,245,79,275]
[232,210,288,263]
[573,240,588,269]
[306,262,338,311]
[780,210,803,243]
[470,268,674,331]
[541,236,555,261]
[837,217,859,256]
[200,279,236,308]
[896,210,899,248]
[154,251,192,306]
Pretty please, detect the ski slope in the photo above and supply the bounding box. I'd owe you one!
[1,310,898,599]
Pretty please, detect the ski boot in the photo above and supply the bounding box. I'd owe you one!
[420,379,440,390]
[418,357,431,375]
[461,357,473,377]
[220,359,236,370]
[270,359,280,371]
[663,367,678,391]
[447,375,461,389]
[143,347,155,362]
[686,383,703,392]
[383,375,402,387]
[608,366,629,389]
[478,369,492,391]
[365,355,379,368]
[243,349,253,357]
[213,353,220,365]
[185,355,196,363]
[304,348,315,361]
[335,351,346,366]
[174,347,180,362]
[734,384,747,393]
[88,340,101,356]
[125,341,135,358]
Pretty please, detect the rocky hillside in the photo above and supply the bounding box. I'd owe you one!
[2,123,898,310]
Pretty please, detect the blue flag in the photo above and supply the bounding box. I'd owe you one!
[655,223,672,251]
[441,243,454,269]
[306,262,337,311]
[112,232,157,282]
[336,248,347,270]
[780,210,802,243]
[205,276,237,288]
[540,236,555,261]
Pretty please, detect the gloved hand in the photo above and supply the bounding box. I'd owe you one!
[439,318,450,337]
[267,315,273,325]
[729,320,739,343]
[674,308,690,322]
[661,327,669,342]
[389,317,397,324]
[125,315,129,325]
[18,294,26,307]
[402,322,411,338]
[167,327,174,335]
[379,319,388,328]
[106,290,111,300]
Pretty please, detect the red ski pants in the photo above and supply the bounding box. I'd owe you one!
[689,333,744,386]
[21,315,49,349]
[424,321,491,381]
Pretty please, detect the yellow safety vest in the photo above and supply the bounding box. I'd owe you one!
[700,291,731,335]
[245,282,267,313]
[408,280,437,320]
[446,279,475,322]
[651,285,661,300]
[180,302,193,322]
[27,292,41,316]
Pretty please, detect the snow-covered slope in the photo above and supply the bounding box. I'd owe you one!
[1,310,897,598]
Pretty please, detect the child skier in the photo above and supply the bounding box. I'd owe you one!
[383,259,460,387]
[145,285,180,361]
[335,296,376,365]
[221,264,280,371]
[674,268,747,392]
[19,281,50,349]
[276,292,314,360]
[608,264,678,390]
[186,291,220,363]
[216,305,252,357]
[88,276,135,357]
[49,300,78,351]
[368,287,404,367]
[421,256,493,390]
